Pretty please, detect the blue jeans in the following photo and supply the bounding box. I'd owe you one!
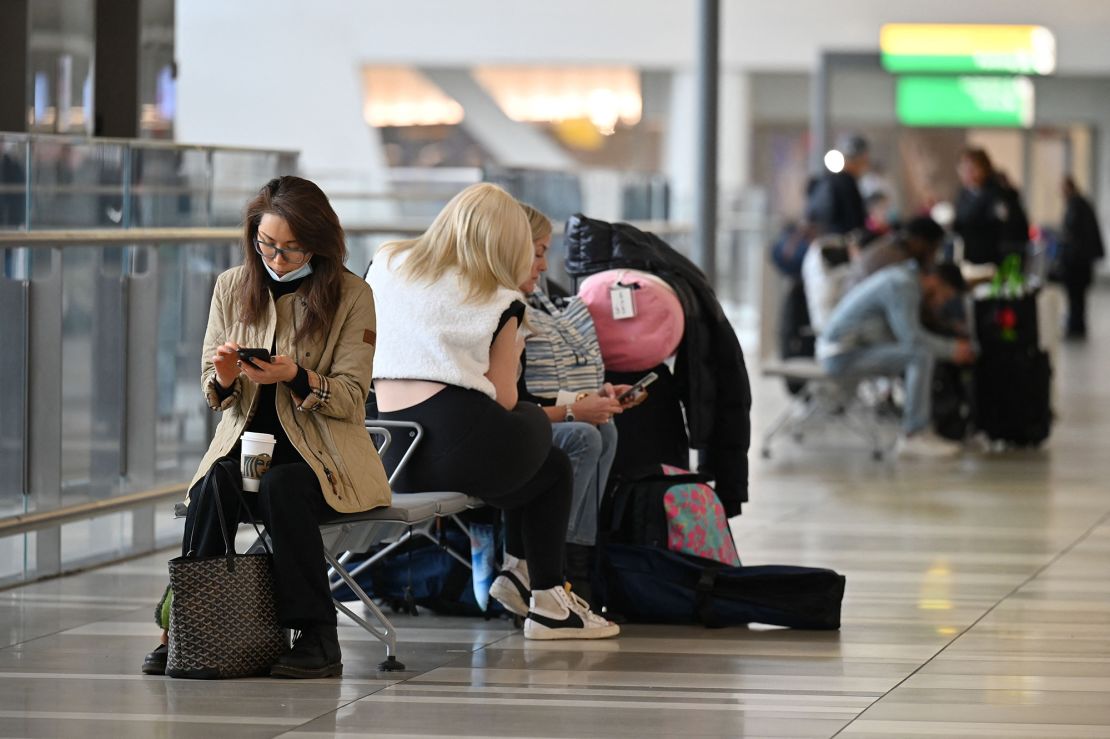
[550,421,618,546]
[822,343,933,435]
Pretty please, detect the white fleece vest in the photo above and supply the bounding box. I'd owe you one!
[367,252,521,400]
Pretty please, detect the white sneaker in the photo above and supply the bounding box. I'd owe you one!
[489,560,530,618]
[524,584,620,640]
[896,432,962,459]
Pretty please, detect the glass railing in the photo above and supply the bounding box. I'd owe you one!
[0,133,299,231]
[0,134,299,584]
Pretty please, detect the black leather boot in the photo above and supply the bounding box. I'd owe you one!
[270,624,343,679]
[141,643,168,675]
[564,543,595,608]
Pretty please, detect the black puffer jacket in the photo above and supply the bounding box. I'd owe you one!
[564,214,752,515]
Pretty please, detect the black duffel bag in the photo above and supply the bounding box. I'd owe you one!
[603,543,845,630]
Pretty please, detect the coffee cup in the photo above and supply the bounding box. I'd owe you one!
[240,431,277,492]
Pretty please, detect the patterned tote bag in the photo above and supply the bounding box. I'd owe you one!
[166,461,286,679]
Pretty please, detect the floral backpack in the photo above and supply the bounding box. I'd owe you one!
[659,465,741,566]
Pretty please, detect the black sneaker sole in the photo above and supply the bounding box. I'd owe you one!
[270,662,343,679]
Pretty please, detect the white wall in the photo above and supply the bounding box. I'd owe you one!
[177,0,1110,74]
[175,2,388,187]
[177,1,1110,164]
[176,0,1110,232]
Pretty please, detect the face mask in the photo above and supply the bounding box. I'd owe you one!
[263,259,313,283]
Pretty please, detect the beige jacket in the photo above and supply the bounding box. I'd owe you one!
[188,266,391,514]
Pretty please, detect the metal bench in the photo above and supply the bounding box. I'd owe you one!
[761,358,892,461]
[320,419,480,672]
[173,419,479,673]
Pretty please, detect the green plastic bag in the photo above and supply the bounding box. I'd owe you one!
[155,585,173,630]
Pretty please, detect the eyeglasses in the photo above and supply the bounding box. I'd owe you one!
[253,238,310,265]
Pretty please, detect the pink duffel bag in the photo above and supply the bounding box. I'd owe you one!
[578,269,685,372]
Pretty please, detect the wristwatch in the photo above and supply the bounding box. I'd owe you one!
[564,404,576,422]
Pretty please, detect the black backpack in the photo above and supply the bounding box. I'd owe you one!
[603,466,712,549]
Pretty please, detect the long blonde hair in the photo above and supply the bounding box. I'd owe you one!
[380,183,532,301]
[519,203,552,243]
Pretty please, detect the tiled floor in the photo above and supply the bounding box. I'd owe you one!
[2,290,1108,738]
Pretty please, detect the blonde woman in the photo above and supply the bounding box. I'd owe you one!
[507,204,645,606]
[367,183,618,640]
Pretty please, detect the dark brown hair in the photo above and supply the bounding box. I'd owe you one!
[239,176,347,344]
[960,147,994,177]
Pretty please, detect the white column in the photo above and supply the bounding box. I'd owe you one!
[718,70,753,207]
[662,71,698,223]
[663,69,753,222]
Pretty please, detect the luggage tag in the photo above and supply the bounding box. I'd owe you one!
[610,282,638,320]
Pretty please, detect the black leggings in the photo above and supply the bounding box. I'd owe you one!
[379,385,572,590]
[182,457,338,628]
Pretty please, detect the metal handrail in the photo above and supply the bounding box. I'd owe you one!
[0,227,241,245]
[0,184,480,199]
[0,482,188,537]
[0,220,705,249]
[0,131,299,157]
[0,223,432,247]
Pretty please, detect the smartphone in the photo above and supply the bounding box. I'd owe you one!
[237,347,271,368]
[617,371,659,403]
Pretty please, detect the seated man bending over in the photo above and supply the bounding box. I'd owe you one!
[817,261,974,458]
[842,216,945,294]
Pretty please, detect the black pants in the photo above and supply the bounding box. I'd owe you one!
[379,385,572,591]
[1064,269,1091,337]
[182,458,337,628]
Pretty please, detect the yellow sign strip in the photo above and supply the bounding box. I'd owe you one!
[881,24,1046,56]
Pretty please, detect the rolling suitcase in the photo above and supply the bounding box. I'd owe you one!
[972,284,1052,446]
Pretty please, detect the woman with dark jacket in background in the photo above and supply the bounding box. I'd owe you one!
[954,148,1030,266]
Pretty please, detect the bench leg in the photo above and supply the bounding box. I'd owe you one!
[410,526,473,570]
[837,401,892,461]
[324,550,406,672]
[762,393,814,457]
[328,527,419,592]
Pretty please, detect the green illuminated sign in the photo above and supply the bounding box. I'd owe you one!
[896,76,1034,128]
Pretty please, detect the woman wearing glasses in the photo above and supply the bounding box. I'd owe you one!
[142,176,390,679]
